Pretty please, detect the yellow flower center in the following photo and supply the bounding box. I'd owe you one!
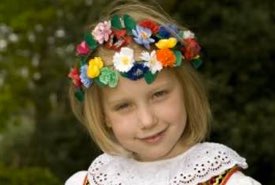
[141,32,148,39]
[150,58,156,65]
[121,56,130,65]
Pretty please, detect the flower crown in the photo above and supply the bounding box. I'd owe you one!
[68,14,202,101]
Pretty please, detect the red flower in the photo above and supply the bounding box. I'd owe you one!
[105,30,132,51]
[68,67,82,87]
[139,20,160,34]
[76,41,90,55]
[114,29,127,38]
[181,38,201,60]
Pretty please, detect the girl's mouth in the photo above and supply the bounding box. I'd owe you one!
[140,130,166,144]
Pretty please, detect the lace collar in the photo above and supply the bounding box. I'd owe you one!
[87,142,248,185]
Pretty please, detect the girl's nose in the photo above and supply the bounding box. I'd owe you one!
[137,105,158,129]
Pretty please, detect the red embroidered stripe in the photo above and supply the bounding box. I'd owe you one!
[199,166,240,185]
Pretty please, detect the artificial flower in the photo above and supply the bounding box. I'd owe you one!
[140,50,162,74]
[155,37,177,49]
[132,25,154,49]
[158,24,180,39]
[156,48,176,67]
[124,63,149,80]
[113,47,135,72]
[158,26,171,38]
[69,14,203,99]
[99,67,119,88]
[76,41,90,55]
[92,21,112,44]
[139,20,159,34]
[68,67,82,87]
[87,57,104,78]
[182,30,195,39]
[182,38,201,60]
[105,30,132,51]
[114,29,127,38]
[80,65,93,88]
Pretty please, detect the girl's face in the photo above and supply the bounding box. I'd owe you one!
[102,70,188,161]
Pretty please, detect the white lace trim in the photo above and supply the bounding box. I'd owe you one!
[87,142,248,185]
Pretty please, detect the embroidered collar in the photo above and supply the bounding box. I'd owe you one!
[87,142,248,185]
[68,14,203,101]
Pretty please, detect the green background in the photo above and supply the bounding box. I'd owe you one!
[0,0,274,184]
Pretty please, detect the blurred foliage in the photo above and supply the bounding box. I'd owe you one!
[0,0,274,184]
[0,165,61,185]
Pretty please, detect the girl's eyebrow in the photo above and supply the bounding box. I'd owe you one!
[149,80,172,91]
[104,90,132,105]
[107,97,130,105]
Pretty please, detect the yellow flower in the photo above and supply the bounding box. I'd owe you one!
[87,57,104,78]
[155,37,177,49]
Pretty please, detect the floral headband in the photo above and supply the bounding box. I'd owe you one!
[68,14,202,101]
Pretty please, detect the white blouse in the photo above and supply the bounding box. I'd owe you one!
[65,142,261,185]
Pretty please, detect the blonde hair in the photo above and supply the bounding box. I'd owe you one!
[69,0,211,156]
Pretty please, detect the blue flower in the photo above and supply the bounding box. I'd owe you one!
[124,63,149,80]
[158,24,179,38]
[132,25,155,49]
[80,65,93,88]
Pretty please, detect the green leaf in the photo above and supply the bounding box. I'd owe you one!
[84,33,97,49]
[156,33,164,39]
[111,15,123,29]
[123,14,136,34]
[75,89,84,102]
[144,71,158,84]
[120,72,128,78]
[80,57,87,66]
[94,77,105,87]
[191,58,203,69]
[178,30,184,38]
[173,50,182,67]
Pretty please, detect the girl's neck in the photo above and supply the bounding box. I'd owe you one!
[133,140,194,163]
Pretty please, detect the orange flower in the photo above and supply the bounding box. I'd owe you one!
[156,49,176,67]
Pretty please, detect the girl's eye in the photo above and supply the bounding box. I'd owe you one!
[115,103,130,111]
[153,90,168,99]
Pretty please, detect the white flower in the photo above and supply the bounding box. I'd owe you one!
[183,30,195,39]
[113,47,135,72]
[140,50,162,74]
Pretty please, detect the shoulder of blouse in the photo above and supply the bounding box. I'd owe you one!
[65,171,87,185]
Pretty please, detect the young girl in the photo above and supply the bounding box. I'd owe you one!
[66,0,261,184]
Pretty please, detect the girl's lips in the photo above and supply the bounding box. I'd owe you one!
[141,130,165,144]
